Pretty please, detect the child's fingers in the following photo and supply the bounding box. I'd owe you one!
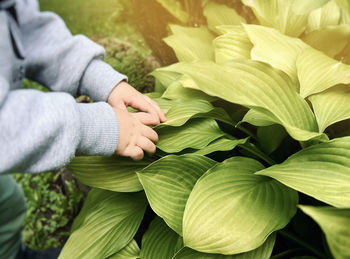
[133,112,160,126]
[137,136,156,156]
[129,95,160,124]
[125,146,144,161]
[144,96,167,122]
[141,125,158,144]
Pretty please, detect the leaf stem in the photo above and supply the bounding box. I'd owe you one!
[239,143,276,166]
[270,248,302,259]
[236,124,258,141]
[279,230,327,259]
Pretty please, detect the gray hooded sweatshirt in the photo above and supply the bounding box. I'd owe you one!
[0,0,128,174]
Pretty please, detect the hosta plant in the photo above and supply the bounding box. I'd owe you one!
[59,0,350,258]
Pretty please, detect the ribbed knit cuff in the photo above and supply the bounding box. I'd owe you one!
[76,102,118,156]
[80,59,128,102]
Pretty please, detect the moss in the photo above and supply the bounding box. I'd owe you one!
[93,37,160,93]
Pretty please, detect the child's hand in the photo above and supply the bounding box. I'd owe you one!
[113,108,159,160]
[108,81,166,124]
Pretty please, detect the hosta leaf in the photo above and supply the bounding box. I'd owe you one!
[151,69,181,90]
[59,189,147,259]
[203,2,246,34]
[214,25,253,63]
[302,25,350,58]
[257,124,288,154]
[160,99,233,127]
[162,80,216,102]
[241,108,278,127]
[257,137,350,208]
[242,0,309,37]
[108,240,139,259]
[292,0,330,14]
[193,137,248,156]
[156,0,189,23]
[140,217,183,259]
[67,156,155,192]
[164,60,322,142]
[299,206,350,259]
[183,157,298,254]
[173,233,276,259]
[164,25,215,62]
[309,85,350,132]
[335,0,350,14]
[243,24,307,81]
[307,1,340,32]
[156,118,226,153]
[297,47,350,98]
[137,154,217,235]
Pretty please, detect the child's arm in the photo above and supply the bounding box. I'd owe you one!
[16,0,125,103]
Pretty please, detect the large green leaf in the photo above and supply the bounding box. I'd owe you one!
[296,47,350,98]
[299,206,350,259]
[163,60,322,142]
[108,240,139,259]
[140,217,183,259]
[309,85,350,132]
[164,25,215,62]
[156,0,189,23]
[302,25,350,58]
[214,25,252,63]
[241,108,278,127]
[307,1,340,32]
[242,0,309,37]
[160,99,233,127]
[243,24,307,82]
[292,0,330,14]
[257,124,288,154]
[162,80,216,102]
[59,189,147,259]
[156,118,226,153]
[67,156,155,192]
[203,2,246,34]
[183,157,298,254]
[137,154,217,235]
[257,137,350,208]
[173,233,276,258]
[193,137,248,156]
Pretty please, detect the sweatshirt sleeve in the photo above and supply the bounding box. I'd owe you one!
[0,76,119,174]
[16,0,127,102]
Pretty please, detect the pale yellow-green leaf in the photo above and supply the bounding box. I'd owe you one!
[156,0,189,23]
[150,69,181,90]
[59,189,147,259]
[158,99,233,128]
[309,85,350,132]
[302,25,350,57]
[108,240,139,259]
[183,157,297,254]
[257,137,350,208]
[137,154,217,235]
[157,118,226,153]
[243,24,307,82]
[297,47,350,97]
[193,137,249,156]
[214,25,252,63]
[292,0,330,14]
[307,1,340,32]
[173,234,275,259]
[162,80,216,102]
[203,1,246,34]
[67,156,155,192]
[300,206,350,259]
[163,60,322,142]
[164,25,215,62]
[140,217,183,259]
[242,0,309,37]
[241,108,278,127]
[335,0,350,14]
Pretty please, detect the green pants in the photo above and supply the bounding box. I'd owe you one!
[0,175,26,259]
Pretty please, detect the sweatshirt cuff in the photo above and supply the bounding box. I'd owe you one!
[79,59,128,102]
[76,102,118,156]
